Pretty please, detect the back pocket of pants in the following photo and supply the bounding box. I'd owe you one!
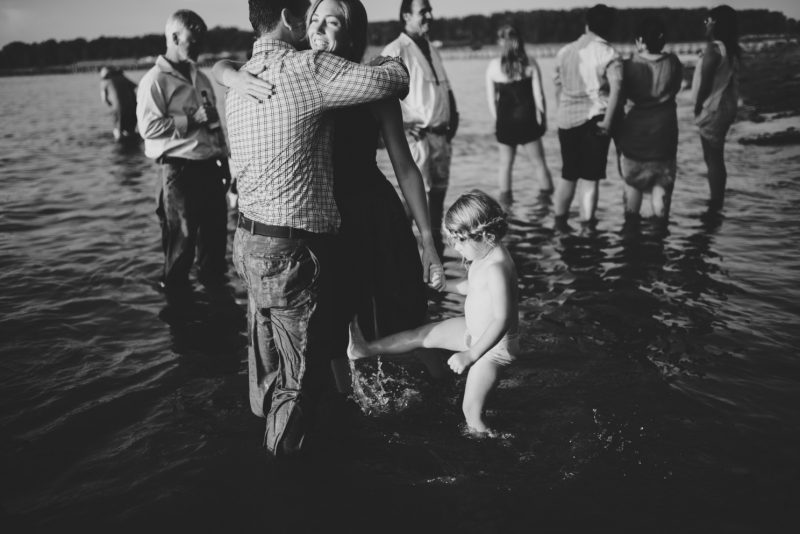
[245,245,318,308]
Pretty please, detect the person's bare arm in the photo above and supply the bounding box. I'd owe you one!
[694,43,720,116]
[447,264,514,374]
[598,58,623,135]
[101,81,111,106]
[531,61,547,131]
[211,60,275,103]
[372,99,443,288]
[553,58,562,113]
[669,55,684,98]
[446,90,459,141]
[485,60,498,121]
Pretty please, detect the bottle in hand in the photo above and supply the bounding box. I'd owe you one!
[201,90,221,131]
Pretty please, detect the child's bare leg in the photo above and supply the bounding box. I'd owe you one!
[348,317,467,360]
[461,357,502,434]
[330,358,352,395]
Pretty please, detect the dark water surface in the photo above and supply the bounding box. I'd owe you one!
[2,60,800,532]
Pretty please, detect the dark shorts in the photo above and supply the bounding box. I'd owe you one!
[558,116,612,181]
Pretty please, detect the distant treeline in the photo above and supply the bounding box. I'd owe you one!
[1,8,797,70]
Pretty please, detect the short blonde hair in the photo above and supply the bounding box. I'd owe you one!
[165,9,207,40]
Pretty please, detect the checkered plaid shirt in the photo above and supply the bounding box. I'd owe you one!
[226,39,410,234]
[554,33,622,130]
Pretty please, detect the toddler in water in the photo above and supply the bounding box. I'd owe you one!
[348,190,519,435]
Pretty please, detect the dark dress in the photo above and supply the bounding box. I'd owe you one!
[494,78,544,146]
[618,53,683,161]
[331,104,427,345]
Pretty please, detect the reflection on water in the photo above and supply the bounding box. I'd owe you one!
[1,61,800,530]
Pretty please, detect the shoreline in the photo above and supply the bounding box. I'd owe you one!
[2,35,795,77]
[735,40,800,145]
[3,37,797,146]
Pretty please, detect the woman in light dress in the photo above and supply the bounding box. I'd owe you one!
[692,5,741,209]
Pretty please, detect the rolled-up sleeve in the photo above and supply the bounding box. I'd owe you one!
[313,52,409,109]
[553,49,564,92]
[136,75,188,140]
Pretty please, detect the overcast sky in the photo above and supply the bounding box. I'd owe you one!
[1,0,798,47]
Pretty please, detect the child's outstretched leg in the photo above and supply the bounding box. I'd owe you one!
[348,317,467,360]
[461,357,503,435]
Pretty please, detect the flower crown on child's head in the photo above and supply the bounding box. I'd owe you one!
[444,190,508,244]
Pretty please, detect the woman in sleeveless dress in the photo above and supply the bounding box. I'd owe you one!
[692,5,741,209]
[485,24,553,204]
[214,0,444,394]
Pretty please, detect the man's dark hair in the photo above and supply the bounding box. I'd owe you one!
[586,4,616,40]
[248,0,309,35]
[398,0,415,24]
[637,15,666,53]
[708,4,741,59]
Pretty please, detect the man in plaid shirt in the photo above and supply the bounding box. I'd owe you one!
[227,0,409,457]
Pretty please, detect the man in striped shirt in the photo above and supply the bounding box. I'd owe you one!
[553,4,622,228]
[137,10,230,293]
[227,0,409,457]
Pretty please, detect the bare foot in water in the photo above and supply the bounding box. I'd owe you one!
[461,422,500,439]
[347,319,370,360]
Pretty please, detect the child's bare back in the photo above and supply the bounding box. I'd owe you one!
[464,244,518,348]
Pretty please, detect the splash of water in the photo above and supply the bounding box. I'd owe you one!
[349,357,422,416]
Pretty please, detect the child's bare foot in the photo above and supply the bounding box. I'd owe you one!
[461,422,500,439]
[347,319,370,360]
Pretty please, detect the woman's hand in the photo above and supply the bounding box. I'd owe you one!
[428,262,445,291]
[229,65,276,104]
[422,241,445,290]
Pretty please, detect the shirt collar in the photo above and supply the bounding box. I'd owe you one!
[584,32,608,45]
[155,55,197,80]
[252,38,296,58]
[399,32,427,46]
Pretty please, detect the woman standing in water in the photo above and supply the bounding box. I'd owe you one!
[617,15,683,221]
[692,5,740,210]
[214,0,444,393]
[485,24,553,204]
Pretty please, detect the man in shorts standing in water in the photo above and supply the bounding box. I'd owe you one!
[553,4,622,229]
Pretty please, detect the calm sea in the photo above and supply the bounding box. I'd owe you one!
[1,57,799,532]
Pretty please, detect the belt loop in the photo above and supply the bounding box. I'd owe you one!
[238,213,250,234]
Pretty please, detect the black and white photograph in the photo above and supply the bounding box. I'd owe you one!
[1,0,799,531]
